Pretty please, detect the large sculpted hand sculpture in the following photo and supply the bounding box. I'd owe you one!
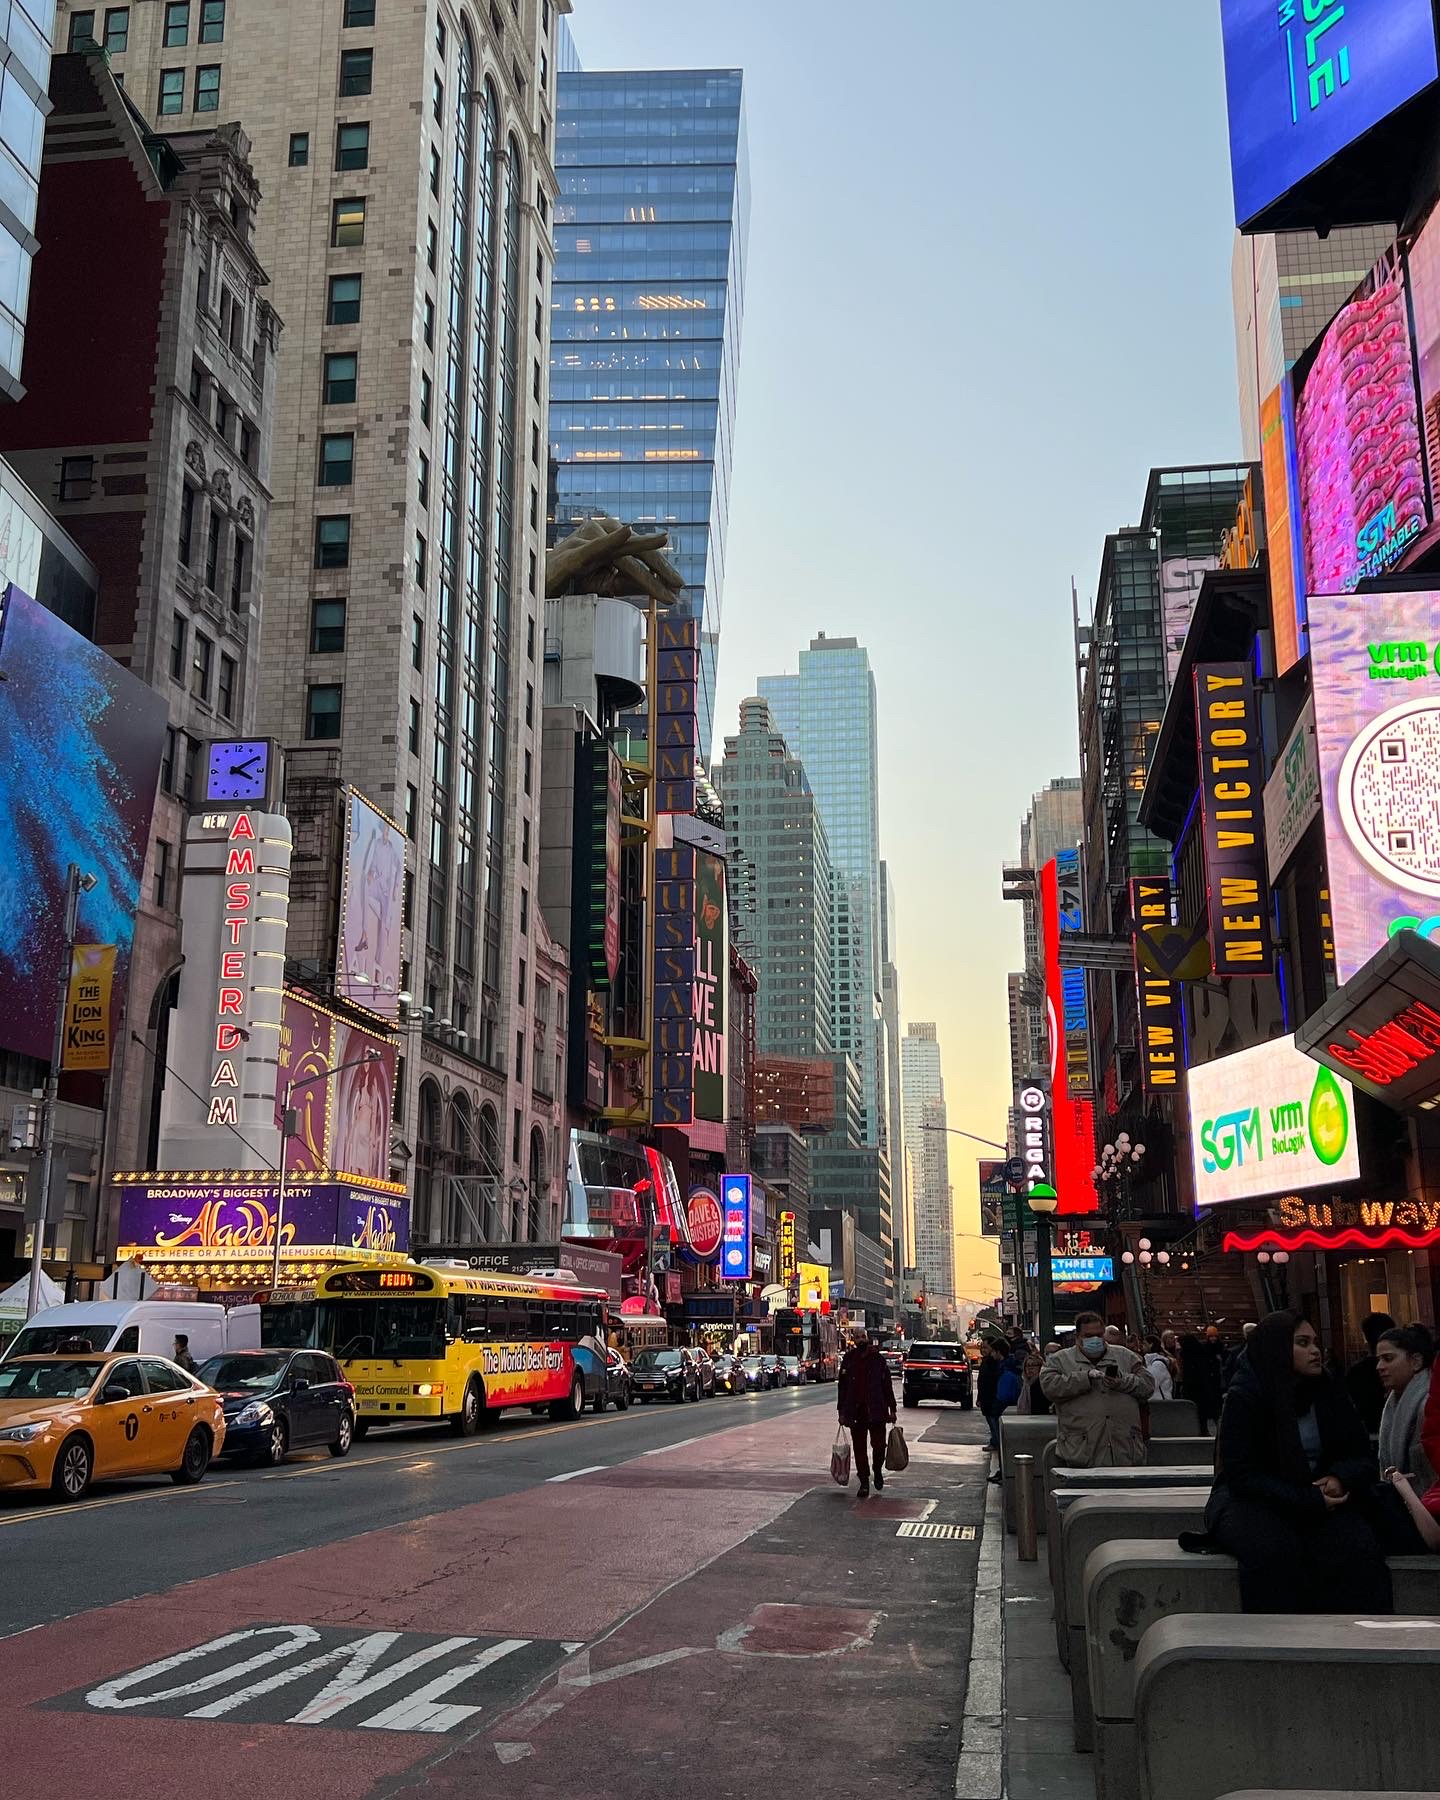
[544,514,685,610]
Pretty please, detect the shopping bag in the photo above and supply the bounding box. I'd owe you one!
[830,1426,852,1487]
[884,1425,909,1473]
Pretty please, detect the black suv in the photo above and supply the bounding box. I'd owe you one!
[901,1342,973,1410]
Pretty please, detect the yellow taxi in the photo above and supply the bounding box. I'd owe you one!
[0,1352,227,1502]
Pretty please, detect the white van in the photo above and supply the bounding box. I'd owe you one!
[0,1300,260,1364]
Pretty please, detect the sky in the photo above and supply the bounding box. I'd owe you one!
[570,2,1246,1308]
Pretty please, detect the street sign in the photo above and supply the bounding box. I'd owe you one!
[1003,1157,1025,1185]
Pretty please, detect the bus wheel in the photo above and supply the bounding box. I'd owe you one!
[451,1379,482,1436]
[551,1374,585,1422]
[354,1418,370,1440]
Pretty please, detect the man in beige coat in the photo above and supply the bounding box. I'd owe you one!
[1040,1310,1154,1467]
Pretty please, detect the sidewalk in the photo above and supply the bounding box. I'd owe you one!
[955,1448,1095,1800]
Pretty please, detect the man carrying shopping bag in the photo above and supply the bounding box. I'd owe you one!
[837,1326,897,1498]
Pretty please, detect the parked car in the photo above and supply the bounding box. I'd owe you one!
[691,1347,717,1397]
[0,1353,226,1500]
[630,1347,701,1403]
[759,1354,785,1389]
[710,1354,745,1394]
[739,1355,775,1392]
[595,1347,632,1414]
[197,1348,355,1465]
[779,1355,807,1386]
[882,1347,904,1378]
[901,1341,974,1411]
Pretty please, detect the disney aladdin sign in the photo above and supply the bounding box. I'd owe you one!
[115,1178,408,1254]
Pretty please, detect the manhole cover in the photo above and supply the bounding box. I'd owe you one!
[895,1522,976,1541]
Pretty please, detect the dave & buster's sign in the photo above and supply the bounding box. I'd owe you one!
[1194,663,1273,975]
[1298,928,1440,1110]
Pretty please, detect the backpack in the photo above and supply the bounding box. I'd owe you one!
[996,1365,1022,1409]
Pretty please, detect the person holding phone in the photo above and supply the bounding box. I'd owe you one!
[1039,1311,1153,1468]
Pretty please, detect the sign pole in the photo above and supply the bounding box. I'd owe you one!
[27,865,91,1321]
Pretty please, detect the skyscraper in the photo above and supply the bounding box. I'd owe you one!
[759,634,883,1148]
[0,0,55,396]
[879,862,907,1273]
[1014,778,1082,1077]
[719,697,832,1061]
[82,0,567,1240]
[550,63,748,760]
[901,1024,951,1316]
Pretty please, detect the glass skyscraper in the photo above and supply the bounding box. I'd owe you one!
[550,66,748,759]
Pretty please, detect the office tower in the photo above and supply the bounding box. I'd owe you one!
[879,862,908,1271]
[0,0,54,396]
[550,62,748,760]
[77,0,568,1241]
[806,1051,891,1301]
[1011,777,1082,1076]
[759,634,883,1147]
[1232,226,1396,460]
[901,1024,952,1313]
[719,697,832,1060]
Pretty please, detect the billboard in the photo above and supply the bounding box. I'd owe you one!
[336,791,405,1022]
[1408,200,1440,506]
[1263,699,1322,880]
[1221,0,1439,229]
[116,1176,408,1256]
[332,1020,397,1184]
[1187,1033,1360,1207]
[1050,1256,1114,1284]
[1161,556,1219,689]
[693,849,727,1123]
[1308,587,1440,981]
[1297,928,1440,1111]
[275,994,396,1183]
[0,584,166,1060]
[655,613,698,814]
[778,1209,796,1282]
[1130,878,1180,1093]
[651,841,696,1126]
[1039,858,1095,1215]
[1294,251,1426,599]
[1261,384,1306,673]
[583,740,622,989]
[978,1160,1006,1235]
[60,943,116,1073]
[1194,663,1272,975]
[721,1173,751,1281]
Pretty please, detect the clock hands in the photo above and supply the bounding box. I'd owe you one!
[228,757,262,777]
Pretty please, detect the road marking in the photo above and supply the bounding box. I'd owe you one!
[544,1465,606,1483]
[0,1478,241,1528]
[642,1436,705,1455]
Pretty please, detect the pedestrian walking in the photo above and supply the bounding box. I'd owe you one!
[977,1339,1011,1476]
[1040,1311,1153,1467]
[836,1326,895,1500]
[172,1334,198,1374]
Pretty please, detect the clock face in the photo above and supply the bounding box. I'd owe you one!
[205,740,271,804]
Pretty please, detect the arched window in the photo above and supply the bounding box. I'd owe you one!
[416,1080,446,1242]
[528,1126,546,1241]
[478,1102,501,1237]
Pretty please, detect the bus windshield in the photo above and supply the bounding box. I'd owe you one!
[316,1298,445,1360]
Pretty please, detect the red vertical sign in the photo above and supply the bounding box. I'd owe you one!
[1040,858,1096,1216]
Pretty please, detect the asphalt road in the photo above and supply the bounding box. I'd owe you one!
[0,1384,987,1799]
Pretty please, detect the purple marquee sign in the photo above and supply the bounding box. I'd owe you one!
[116,1178,409,1255]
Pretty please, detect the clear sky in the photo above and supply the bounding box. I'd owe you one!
[570,2,1245,1306]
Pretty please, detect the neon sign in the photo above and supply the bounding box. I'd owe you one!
[208,813,257,1128]
[721,1173,751,1281]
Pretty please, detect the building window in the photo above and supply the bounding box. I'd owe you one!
[419,371,431,426]
[339,47,372,95]
[413,531,426,585]
[523,748,532,796]
[530,420,539,465]
[239,420,254,467]
[158,69,184,115]
[218,652,236,719]
[103,8,129,52]
[182,733,200,803]
[411,613,423,670]
[229,534,248,610]
[214,392,231,439]
[306,684,343,740]
[416,450,429,508]
[335,122,369,171]
[323,352,357,405]
[59,456,93,502]
[319,433,354,486]
[311,597,347,652]
[194,65,220,111]
[169,611,187,681]
[405,783,418,838]
[192,631,213,702]
[161,726,177,793]
[68,12,97,49]
[524,680,533,726]
[519,888,529,935]
[436,15,446,55]
[432,73,444,123]
[408,696,421,753]
[426,219,437,272]
[422,295,434,349]
[178,484,196,566]
[342,0,374,24]
[189,363,204,407]
[163,2,189,45]
[327,272,362,322]
[288,132,309,167]
[429,146,440,198]
[154,839,173,908]
[521,818,530,865]
[199,0,224,41]
[331,197,365,247]
[205,511,221,589]
[315,514,351,568]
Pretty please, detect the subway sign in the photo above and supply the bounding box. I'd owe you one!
[1194,663,1273,975]
[1297,928,1440,1110]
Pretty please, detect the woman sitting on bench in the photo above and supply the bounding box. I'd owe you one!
[1388,1333,1440,1551]
[1204,1310,1392,1614]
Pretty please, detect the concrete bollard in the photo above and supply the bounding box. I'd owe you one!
[1014,1454,1038,1561]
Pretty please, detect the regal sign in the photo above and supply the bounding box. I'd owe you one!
[1297,928,1440,1111]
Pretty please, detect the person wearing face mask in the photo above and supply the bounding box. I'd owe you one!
[1039,1312,1153,1468]
[1200,1310,1391,1614]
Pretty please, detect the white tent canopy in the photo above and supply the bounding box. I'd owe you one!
[0,1270,65,1317]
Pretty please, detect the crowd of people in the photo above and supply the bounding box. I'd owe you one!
[986,1307,1440,1612]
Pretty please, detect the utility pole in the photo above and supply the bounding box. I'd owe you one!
[28,864,96,1320]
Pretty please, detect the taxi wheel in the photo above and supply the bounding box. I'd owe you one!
[51,1434,92,1502]
[171,1427,212,1485]
[262,1420,289,1467]
[329,1412,354,1457]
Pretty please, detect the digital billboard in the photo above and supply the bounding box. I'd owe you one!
[1193,663,1273,975]
[1039,858,1095,1216]
[651,841,696,1126]
[1293,251,1427,598]
[1308,587,1440,981]
[275,993,396,1183]
[1261,383,1306,673]
[721,1173,751,1281]
[1187,1033,1360,1207]
[332,1020,397,1184]
[0,584,166,1060]
[1221,0,1439,230]
[336,791,405,1022]
[1405,199,1440,509]
[693,849,727,1124]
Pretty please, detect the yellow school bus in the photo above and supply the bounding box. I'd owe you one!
[314,1263,607,1436]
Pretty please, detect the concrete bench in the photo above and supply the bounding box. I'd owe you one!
[1035,1434,1214,1534]
[1085,1545,1440,1800]
[1135,1614,1440,1800]
[1045,1473,1212,1642]
[1148,1397,1201,1436]
[999,1414,1055,1532]
[1056,1490,1210,1744]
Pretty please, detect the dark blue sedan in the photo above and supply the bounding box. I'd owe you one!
[197,1349,355,1466]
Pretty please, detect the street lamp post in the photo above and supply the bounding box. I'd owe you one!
[272,1050,381,1293]
[1027,1183,1059,1344]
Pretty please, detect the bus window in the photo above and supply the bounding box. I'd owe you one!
[317,1297,444,1360]
[529,1304,548,1339]
[461,1296,490,1341]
